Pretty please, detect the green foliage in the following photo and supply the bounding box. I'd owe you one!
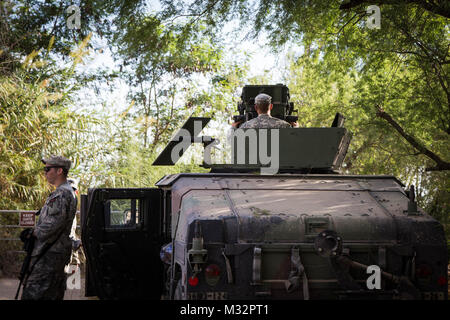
[0,0,148,72]
[283,22,449,232]
[96,8,251,172]
[113,13,229,150]
[0,37,96,209]
[1,0,247,199]
[1,1,447,243]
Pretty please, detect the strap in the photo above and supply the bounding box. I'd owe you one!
[222,249,233,284]
[285,247,310,300]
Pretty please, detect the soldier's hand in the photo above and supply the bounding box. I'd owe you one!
[290,122,299,128]
[231,120,243,128]
[19,228,34,242]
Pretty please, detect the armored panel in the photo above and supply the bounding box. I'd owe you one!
[152,117,210,166]
[207,127,351,172]
[241,84,289,101]
[240,84,290,119]
[278,128,350,169]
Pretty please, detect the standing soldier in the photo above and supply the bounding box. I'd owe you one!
[21,155,77,300]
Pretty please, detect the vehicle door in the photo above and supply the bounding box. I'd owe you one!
[81,188,164,299]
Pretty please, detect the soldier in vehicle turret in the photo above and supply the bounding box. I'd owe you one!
[232,93,298,128]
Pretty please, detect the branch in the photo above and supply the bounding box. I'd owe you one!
[409,0,450,19]
[432,63,450,106]
[339,0,450,18]
[394,20,450,112]
[334,12,361,36]
[339,0,366,10]
[376,105,450,171]
[371,48,428,60]
[49,2,64,38]
[344,135,379,170]
[426,165,450,171]
[164,0,221,25]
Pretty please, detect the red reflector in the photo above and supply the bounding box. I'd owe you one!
[417,264,432,278]
[205,264,220,277]
[437,276,447,286]
[205,264,220,286]
[188,276,199,286]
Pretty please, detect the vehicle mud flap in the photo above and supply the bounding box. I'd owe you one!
[395,276,421,300]
[329,255,361,291]
[285,247,309,300]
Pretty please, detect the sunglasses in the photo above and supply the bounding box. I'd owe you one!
[43,166,62,172]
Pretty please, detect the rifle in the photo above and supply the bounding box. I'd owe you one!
[15,228,35,300]
[14,221,68,299]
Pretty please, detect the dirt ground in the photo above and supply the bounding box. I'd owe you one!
[0,276,95,300]
[1,266,448,300]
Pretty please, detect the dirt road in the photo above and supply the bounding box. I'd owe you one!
[0,277,93,300]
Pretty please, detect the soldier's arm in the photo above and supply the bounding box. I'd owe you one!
[280,121,292,128]
[239,121,250,129]
[231,120,243,128]
[34,193,70,244]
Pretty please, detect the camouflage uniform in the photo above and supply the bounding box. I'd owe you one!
[21,180,77,300]
[67,178,82,267]
[239,114,291,129]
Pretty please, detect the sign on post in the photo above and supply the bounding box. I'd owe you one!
[19,212,35,227]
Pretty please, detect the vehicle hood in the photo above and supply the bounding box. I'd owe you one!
[169,175,410,243]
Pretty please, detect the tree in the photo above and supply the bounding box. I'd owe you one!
[0,37,97,208]
[0,0,151,72]
[160,1,449,168]
[106,8,252,165]
[339,0,450,19]
[1,1,248,193]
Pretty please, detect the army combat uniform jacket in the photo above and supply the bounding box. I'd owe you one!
[239,114,291,129]
[32,181,77,258]
[21,181,77,300]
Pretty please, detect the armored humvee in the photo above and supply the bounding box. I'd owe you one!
[81,84,448,300]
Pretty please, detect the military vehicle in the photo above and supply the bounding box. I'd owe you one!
[81,84,448,300]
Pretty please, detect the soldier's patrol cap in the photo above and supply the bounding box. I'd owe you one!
[255,93,272,104]
[41,155,72,171]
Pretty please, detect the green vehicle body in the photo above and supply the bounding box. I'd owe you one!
[81,84,448,300]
